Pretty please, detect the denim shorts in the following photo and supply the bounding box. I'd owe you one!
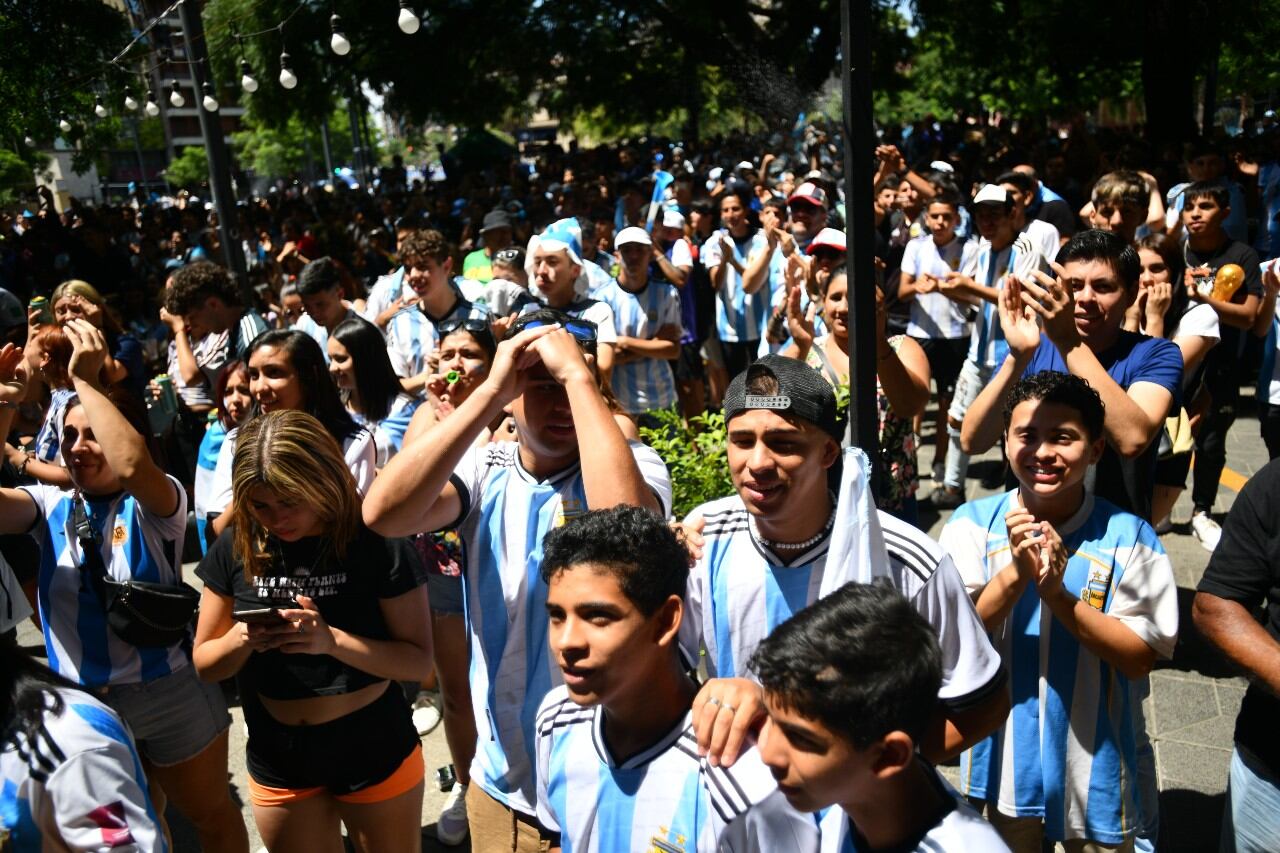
[104,665,231,766]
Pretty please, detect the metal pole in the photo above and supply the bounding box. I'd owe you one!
[176,0,247,289]
[840,0,879,460]
[347,83,365,185]
[129,118,149,196]
[319,117,335,179]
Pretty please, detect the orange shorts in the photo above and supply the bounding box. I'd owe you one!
[248,743,424,808]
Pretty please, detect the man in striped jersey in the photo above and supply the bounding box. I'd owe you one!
[364,322,671,852]
[534,506,816,852]
[164,260,270,389]
[596,227,682,421]
[680,356,1007,770]
[702,193,774,377]
[752,582,1010,852]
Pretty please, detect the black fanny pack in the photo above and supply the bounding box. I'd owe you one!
[74,493,199,648]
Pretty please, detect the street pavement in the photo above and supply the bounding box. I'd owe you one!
[13,397,1269,852]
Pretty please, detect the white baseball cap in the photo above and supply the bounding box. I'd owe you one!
[661,209,686,229]
[615,226,653,247]
[973,184,1010,206]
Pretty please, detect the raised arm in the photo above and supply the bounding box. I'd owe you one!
[960,280,1043,454]
[532,330,661,513]
[65,320,179,517]
[364,324,558,536]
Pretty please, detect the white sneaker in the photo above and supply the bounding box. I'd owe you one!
[1191,511,1222,552]
[412,695,442,736]
[1154,514,1173,535]
[436,783,469,845]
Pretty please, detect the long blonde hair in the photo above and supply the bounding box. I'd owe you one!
[230,409,360,579]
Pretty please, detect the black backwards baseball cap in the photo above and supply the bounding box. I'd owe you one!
[723,355,844,440]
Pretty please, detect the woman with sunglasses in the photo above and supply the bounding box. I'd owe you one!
[0,324,249,853]
[193,409,431,853]
[206,330,376,538]
[327,317,420,466]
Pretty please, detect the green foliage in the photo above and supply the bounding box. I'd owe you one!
[0,147,35,204]
[165,146,210,189]
[638,408,735,520]
[0,0,132,171]
[230,106,357,179]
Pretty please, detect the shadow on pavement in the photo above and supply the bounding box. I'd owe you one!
[1160,787,1225,852]
[1156,587,1245,681]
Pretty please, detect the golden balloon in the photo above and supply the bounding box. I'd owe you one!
[1211,264,1245,302]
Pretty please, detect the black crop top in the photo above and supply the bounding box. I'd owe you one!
[197,524,427,700]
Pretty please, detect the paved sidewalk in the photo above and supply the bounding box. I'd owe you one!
[14,400,1269,851]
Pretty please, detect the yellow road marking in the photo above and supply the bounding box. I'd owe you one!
[1218,466,1249,493]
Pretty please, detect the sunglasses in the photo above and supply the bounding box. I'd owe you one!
[509,310,598,349]
[437,315,492,336]
[494,248,524,264]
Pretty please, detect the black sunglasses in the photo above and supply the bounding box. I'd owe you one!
[437,315,492,336]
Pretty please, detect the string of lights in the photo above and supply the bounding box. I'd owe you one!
[36,0,427,135]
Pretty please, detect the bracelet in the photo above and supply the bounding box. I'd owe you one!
[17,452,33,477]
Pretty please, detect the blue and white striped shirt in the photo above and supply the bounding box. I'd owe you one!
[450,441,672,816]
[295,307,358,362]
[701,230,771,343]
[534,686,817,852]
[1,688,165,852]
[596,277,682,414]
[20,479,190,687]
[351,393,421,467]
[965,235,1048,369]
[941,491,1178,844]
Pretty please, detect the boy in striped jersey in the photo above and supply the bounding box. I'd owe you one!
[752,581,1010,852]
[940,371,1177,851]
[534,506,815,852]
[364,321,671,852]
[597,227,683,420]
[679,355,1007,770]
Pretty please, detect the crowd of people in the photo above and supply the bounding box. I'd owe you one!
[3,113,1280,852]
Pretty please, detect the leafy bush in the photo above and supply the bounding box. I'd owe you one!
[638,407,735,520]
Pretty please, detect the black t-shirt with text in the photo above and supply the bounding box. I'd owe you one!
[1197,459,1280,773]
[197,524,427,700]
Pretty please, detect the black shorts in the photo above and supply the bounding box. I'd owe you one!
[914,337,969,398]
[245,682,419,794]
[671,341,706,382]
[1153,450,1193,488]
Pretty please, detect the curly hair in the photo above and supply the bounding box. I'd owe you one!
[540,506,688,616]
[1002,370,1105,442]
[397,229,450,267]
[164,261,241,315]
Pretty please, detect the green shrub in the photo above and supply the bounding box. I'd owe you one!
[638,407,735,520]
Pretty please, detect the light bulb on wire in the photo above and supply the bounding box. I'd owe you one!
[240,60,259,93]
[279,52,297,89]
[330,14,350,55]
[24,136,35,147]
[397,1,420,34]
[94,99,108,118]
[201,82,219,112]
[58,117,71,133]
[168,80,185,108]
[124,87,139,111]
[144,91,160,117]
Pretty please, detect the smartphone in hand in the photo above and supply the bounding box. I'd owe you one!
[232,607,287,625]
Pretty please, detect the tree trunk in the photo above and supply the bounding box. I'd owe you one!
[1142,0,1198,143]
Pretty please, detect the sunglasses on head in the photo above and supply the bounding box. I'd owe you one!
[437,315,492,336]
[494,248,524,264]
[508,310,598,349]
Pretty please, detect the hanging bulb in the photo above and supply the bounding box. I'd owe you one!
[330,14,350,55]
[144,91,160,117]
[397,0,420,34]
[201,82,219,112]
[124,87,139,111]
[278,52,297,89]
[58,117,72,133]
[168,80,185,108]
[94,99,108,118]
[24,135,35,147]
[240,60,259,93]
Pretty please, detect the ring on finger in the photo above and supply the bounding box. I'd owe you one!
[706,697,721,708]
[720,703,736,713]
